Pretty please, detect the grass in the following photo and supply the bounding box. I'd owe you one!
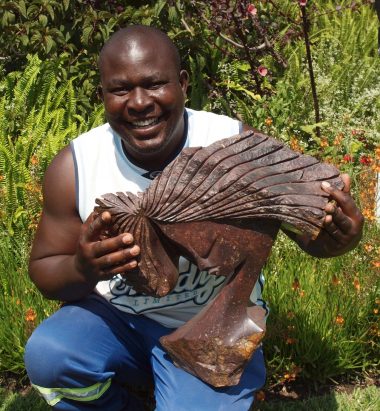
[256,385,380,411]
[263,224,380,384]
[0,387,49,411]
[0,385,379,411]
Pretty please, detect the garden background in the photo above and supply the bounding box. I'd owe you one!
[0,0,379,409]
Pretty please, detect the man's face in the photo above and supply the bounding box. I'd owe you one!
[100,38,188,168]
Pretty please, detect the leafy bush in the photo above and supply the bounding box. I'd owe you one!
[0,0,156,113]
[0,55,104,239]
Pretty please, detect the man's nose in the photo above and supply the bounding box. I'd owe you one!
[126,87,154,113]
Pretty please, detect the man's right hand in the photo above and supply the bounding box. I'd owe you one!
[75,211,140,282]
[28,146,141,302]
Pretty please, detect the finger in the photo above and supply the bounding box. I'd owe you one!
[96,244,140,267]
[330,207,353,233]
[101,259,139,277]
[322,221,346,244]
[84,211,112,242]
[340,173,351,193]
[92,234,137,258]
[321,181,358,218]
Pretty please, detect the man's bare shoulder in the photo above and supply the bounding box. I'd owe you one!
[43,145,76,216]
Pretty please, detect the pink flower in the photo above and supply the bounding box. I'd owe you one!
[257,65,268,76]
[299,0,307,6]
[247,4,257,16]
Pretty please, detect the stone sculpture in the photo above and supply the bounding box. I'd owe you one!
[95,130,343,387]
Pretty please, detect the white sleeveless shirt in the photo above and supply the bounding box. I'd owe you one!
[71,108,267,328]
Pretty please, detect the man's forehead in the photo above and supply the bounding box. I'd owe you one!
[99,28,180,72]
[105,34,170,59]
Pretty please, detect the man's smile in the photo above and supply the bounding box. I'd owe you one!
[128,116,163,129]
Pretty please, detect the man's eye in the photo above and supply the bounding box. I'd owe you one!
[112,89,129,95]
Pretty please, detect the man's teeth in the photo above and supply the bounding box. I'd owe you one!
[131,118,159,128]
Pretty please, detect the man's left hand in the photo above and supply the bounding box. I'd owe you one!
[293,174,364,258]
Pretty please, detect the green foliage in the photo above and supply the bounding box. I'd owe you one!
[0,235,58,378]
[257,385,380,411]
[0,54,104,239]
[0,0,156,111]
[1,385,379,410]
[263,224,380,384]
[0,386,51,410]
[202,0,380,186]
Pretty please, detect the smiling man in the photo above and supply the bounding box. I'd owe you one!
[24,25,363,411]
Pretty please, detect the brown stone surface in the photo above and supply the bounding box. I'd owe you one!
[95,130,344,387]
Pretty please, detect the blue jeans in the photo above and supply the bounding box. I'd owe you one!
[25,294,266,410]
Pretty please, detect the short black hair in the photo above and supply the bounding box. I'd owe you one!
[99,25,181,73]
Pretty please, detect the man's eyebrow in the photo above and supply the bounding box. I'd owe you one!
[106,78,131,86]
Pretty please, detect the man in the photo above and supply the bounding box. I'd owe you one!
[25,25,364,411]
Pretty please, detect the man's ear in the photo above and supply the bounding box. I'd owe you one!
[179,70,189,96]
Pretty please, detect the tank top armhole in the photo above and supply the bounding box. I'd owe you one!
[69,141,80,216]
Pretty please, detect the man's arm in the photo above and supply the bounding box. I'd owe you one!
[29,146,140,301]
[241,124,364,258]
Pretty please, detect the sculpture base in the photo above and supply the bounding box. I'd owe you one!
[160,331,265,387]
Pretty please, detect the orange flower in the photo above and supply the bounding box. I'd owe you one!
[286,337,297,345]
[265,117,273,126]
[283,373,292,381]
[335,314,345,325]
[364,243,374,253]
[289,136,303,152]
[333,133,344,146]
[373,308,379,315]
[283,365,302,382]
[372,261,380,269]
[332,275,341,286]
[30,155,39,165]
[320,138,329,148]
[292,278,300,290]
[353,277,360,292]
[299,290,305,297]
[25,308,37,322]
[287,311,295,319]
[256,390,265,401]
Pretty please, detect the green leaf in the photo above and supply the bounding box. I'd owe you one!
[20,35,29,46]
[46,4,55,20]
[300,122,328,138]
[82,26,93,46]
[38,14,48,27]
[16,0,27,18]
[153,0,167,17]
[221,80,262,101]
[63,0,70,11]
[44,36,55,54]
[349,140,363,155]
